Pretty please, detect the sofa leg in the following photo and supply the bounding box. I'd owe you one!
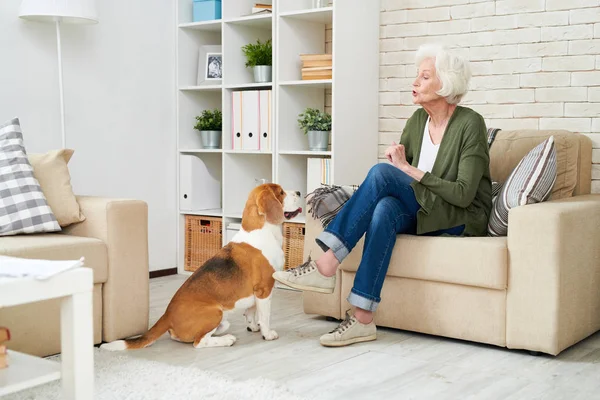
[326,316,338,322]
[529,351,541,356]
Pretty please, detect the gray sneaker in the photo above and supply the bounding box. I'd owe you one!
[320,310,377,347]
[272,259,335,294]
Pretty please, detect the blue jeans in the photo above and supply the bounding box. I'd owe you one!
[315,163,464,312]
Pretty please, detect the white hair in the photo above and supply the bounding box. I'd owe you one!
[415,44,471,105]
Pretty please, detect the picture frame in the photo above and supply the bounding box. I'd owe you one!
[205,53,222,81]
[196,45,223,85]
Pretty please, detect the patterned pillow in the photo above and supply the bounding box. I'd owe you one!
[488,136,557,237]
[0,118,61,236]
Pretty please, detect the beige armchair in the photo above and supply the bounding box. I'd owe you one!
[303,130,600,356]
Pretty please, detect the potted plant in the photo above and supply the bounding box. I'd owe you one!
[194,109,222,149]
[241,38,272,83]
[298,108,332,151]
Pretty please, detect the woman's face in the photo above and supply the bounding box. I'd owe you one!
[412,58,442,105]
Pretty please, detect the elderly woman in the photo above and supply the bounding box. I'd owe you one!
[274,44,492,347]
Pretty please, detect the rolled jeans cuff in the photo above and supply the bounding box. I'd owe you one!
[315,230,350,262]
[347,289,380,312]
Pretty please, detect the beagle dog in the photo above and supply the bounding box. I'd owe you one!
[101,183,302,350]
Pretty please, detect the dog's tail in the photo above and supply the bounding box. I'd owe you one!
[101,314,170,351]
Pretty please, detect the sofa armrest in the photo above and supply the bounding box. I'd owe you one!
[506,194,600,355]
[62,196,149,342]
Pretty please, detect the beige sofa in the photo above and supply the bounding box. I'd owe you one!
[0,196,149,357]
[303,129,600,356]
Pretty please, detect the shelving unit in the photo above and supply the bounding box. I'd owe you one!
[175,0,380,274]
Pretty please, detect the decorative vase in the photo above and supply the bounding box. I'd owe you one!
[307,130,330,151]
[253,65,272,83]
[200,130,221,149]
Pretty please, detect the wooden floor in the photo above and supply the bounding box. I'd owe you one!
[131,274,600,400]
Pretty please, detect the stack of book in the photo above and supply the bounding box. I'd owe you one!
[251,2,272,14]
[300,54,333,80]
[0,327,10,369]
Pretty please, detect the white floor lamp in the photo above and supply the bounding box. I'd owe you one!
[19,0,98,149]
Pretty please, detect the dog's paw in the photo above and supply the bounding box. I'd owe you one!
[221,334,237,346]
[262,330,279,341]
[246,322,260,332]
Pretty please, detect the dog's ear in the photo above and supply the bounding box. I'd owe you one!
[257,187,284,224]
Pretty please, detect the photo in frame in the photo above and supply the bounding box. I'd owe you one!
[205,53,222,80]
[197,45,222,85]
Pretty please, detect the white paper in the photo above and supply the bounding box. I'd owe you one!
[0,256,85,280]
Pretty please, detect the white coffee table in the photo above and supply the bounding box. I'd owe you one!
[0,267,94,399]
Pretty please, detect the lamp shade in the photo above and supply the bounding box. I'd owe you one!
[19,0,98,24]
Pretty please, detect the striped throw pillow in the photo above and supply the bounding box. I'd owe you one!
[488,136,557,237]
[0,118,61,236]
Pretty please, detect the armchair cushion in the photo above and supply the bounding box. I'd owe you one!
[0,233,107,283]
[341,234,508,290]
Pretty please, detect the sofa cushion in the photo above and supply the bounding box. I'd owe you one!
[489,129,579,201]
[341,235,508,290]
[0,234,108,283]
[0,118,61,236]
[28,149,86,228]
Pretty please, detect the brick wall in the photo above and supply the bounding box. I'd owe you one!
[379,0,600,193]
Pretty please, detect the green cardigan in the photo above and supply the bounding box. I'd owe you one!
[400,106,492,237]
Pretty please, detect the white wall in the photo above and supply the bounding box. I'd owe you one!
[0,0,177,271]
[379,0,600,193]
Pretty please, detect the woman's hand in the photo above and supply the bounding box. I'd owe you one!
[385,142,410,171]
[385,141,425,182]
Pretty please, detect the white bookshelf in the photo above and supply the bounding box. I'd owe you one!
[175,0,380,274]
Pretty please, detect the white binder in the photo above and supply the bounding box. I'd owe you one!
[242,90,260,150]
[259,90,272,151]
[232,91,243,150]
[307,158,331,195]
[179,154,221,211]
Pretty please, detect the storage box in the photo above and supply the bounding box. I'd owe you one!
[193,0,222,22]
[185,215,222,272]
[282,222,305,270]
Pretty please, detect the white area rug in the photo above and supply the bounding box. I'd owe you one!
[5,348,308,400]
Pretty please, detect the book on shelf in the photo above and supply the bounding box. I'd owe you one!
[301,66,332,80]
[246,2,272,15]
[300,54,332,68]
[307,158,331,195]
[300,54,332,80]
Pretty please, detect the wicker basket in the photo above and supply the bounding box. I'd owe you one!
[184,215,222,272]
[282,222,305,270]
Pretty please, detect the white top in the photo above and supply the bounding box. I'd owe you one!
[417,117,440,173]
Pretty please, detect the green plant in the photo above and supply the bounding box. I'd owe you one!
[241,39,272,68]
[297,108,332,134]
[194,109,222,131]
